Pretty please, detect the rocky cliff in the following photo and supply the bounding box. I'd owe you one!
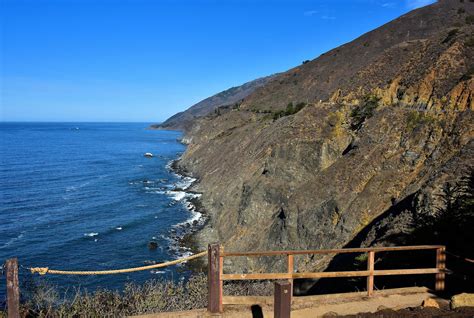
[177,0,473,273]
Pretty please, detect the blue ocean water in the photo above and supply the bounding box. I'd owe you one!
[0,123,202,299]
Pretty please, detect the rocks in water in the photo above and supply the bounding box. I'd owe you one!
[451,293,474,309]
[147,241,158,250]
[144,152,153,158]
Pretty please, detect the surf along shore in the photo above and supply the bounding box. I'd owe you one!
[166,153,209,272]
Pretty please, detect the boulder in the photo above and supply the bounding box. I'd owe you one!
[451,293,474,309]
[147,241,158,250]
[422,298,440,308]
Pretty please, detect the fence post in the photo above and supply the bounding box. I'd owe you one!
[367,251,375,296]
[435,246,446,291]
[274,281,291,318]
[208,243,223,314]
[287,254,294,299]
[6,258,20,318]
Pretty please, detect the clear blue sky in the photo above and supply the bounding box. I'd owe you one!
[1,0,435,122]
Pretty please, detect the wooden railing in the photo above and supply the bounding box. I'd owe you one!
[207,244,447,314]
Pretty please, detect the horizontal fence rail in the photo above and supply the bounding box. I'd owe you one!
[4,244,447,317]
[221,245,445,257]
[207,244,447,314]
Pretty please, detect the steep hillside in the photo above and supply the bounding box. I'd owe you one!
[177,0,474,273]
[151,75,276,132]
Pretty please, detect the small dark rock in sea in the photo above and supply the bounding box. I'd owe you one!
[147,241,158,250]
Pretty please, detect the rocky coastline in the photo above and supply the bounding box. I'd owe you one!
[166,157,210,271]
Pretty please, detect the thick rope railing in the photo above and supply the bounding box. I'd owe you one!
[29,251,207,275]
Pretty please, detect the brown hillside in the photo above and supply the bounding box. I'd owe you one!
[177,0,474,273]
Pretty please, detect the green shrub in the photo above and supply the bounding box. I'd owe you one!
[458,7,466,14]
[442,28,459,44]
[465,36,474,47]
[354,253,368,265]
[272,102,307,120]
[466,15,474,24]
[349,94,380,130]
[406,111,437,130]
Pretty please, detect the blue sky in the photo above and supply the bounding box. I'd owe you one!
[1,0,435,122]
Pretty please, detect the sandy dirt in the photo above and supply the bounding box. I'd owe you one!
[132,287,474,317]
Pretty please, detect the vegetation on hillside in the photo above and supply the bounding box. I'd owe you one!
[349,95,380,130]
[412,169,474,259]
[272,102,307,120]
[0,273,273,317]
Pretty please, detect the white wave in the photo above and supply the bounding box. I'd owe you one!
[115,227,122,230]
[166,190,186,201]
[84,232,99,237]
[66,180,91,192]
[175,177,197,190]
[175,211,203,228]
[150,270,166,274]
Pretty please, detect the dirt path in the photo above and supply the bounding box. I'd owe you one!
[133,287,447,317]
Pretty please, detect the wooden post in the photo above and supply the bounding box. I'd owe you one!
[287,254,294,298]
[274,281,291,318]
[208,243,223,314]
[6,258,20,318]
[435,247,446,291]
[367,251,375,296]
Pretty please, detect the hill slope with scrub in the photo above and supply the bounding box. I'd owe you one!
[174,0,473,274]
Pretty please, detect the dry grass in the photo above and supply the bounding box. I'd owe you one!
[0,273,275,317]
[7,274,208,317]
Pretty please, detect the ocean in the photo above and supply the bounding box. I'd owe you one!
[0,122,204,299]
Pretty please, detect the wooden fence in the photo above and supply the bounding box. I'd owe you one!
[3,245,447,317]
[207,244,447,314]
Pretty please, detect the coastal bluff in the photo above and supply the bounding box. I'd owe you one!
[160,0,474,273]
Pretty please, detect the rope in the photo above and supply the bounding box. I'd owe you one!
[29,251,207,275]
[446,251,474,264]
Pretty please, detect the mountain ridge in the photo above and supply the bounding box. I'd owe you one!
[173,0,473,275]
[151,75,277,132]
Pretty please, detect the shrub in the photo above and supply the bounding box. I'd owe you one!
[5,273,278,317]
[458,7,466,14]
[466,15,474,24]
[349,94,380,130]
[406,111,437,130]
[412,169,474,259]
[302,60,310,64]
[272,102,307,120]
[13,274,208,317]
[442,28,459,44]
[465,36,474,47]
